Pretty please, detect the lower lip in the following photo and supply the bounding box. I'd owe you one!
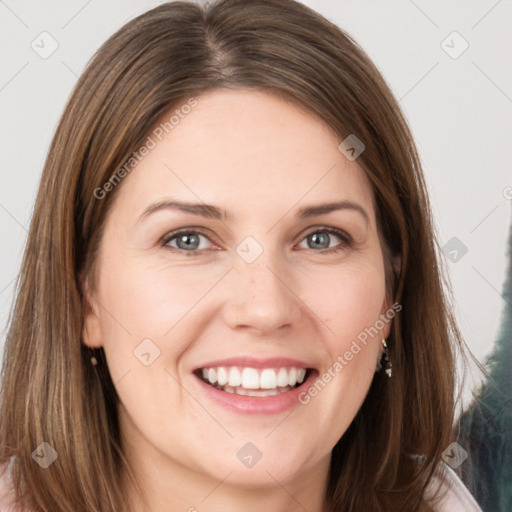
[194,371,317,415]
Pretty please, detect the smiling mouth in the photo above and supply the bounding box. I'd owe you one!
[194,366,313,397]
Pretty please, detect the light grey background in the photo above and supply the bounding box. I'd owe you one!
[1,0,511,403]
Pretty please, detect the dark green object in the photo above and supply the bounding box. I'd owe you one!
[458,216,512,512]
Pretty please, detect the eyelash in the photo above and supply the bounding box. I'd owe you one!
[160,226,353,256]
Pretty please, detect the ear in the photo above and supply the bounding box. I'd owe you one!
[381,303,393,340]
[381,253,402,340]
[392,254,402,281]
[81,273,103,348]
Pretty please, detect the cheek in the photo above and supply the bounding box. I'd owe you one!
[295,263,386,442]
[93,255,237,399]
[96,258,221,346]
[299,257,387,347]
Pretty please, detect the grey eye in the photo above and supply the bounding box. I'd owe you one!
[164,231,212,251]
[175,233,200,250]
[307,232,331,250]
[298,229,346,251]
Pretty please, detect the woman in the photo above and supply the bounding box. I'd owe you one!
[0,1,483,510]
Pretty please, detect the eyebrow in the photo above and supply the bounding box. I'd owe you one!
[139,199,369,224]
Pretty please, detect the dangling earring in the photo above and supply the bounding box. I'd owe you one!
[87,347,98,367]
[380,339,392,378]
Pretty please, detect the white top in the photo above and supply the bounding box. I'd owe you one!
[0,460,483,511]
[423,461,483,512]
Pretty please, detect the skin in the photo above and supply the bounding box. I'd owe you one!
[83,89,392,512]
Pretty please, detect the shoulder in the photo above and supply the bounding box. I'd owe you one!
[0,460,23,512]
[423,461,483,512]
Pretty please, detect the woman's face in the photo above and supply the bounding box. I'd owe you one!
[83,89,391,492]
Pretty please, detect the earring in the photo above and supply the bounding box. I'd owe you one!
[380,339,392,378]
[87,347,99,367]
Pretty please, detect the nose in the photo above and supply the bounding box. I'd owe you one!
[222,249,304,337]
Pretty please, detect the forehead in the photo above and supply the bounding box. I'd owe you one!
[111,88,375,223]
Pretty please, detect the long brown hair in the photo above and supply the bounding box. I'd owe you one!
[0,1,464,510]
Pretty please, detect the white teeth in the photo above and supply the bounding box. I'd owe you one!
[260,368,277,389]
[217,367,228,386]
[200,366,309,392]
[241,368,260,389]
[223,385,292,397]
[207,368,217,385]
[228,367,242,387]
[277,367,289,387]
[288,367,297,386]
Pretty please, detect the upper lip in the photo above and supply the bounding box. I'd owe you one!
[193,357,314,371]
